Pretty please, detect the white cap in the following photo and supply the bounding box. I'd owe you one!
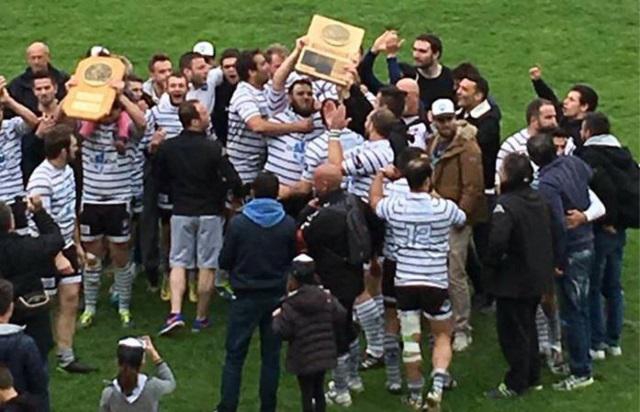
[193,41,215,57]
[431,98,455,117]
[293,253,314,263]
[118,337,145,349]
[89,45,110,57]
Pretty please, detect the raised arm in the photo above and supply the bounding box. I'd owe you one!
[272,36,307,93]
[0,76,39,129]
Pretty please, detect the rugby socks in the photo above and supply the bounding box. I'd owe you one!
[384,333,402,387]
[407,376,424,399]
[431,369,449,394]
[354,299,384,358]
[333,353,350,394]
[83,261,102,314]
[374,294,385,319]
[115,262,134,311]
[535,305,550,354]
[347,338,361,381]
[57,347,75,367]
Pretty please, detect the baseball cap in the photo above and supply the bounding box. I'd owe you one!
[193,41,215,58]
[431,98,455,117]
[289,254,316,284]
[88,45,110,57]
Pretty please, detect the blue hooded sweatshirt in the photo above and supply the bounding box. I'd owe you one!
[538,155,593,270]
[219,198,296,293]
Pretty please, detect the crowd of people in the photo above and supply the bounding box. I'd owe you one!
[0,26,637,412]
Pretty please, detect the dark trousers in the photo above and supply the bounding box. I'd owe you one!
[495,296,541,393]
[140,163,161,286]
[218,291,282,412]
[469,194,496,300]
[297,371,326,412]
[335,297,358,355]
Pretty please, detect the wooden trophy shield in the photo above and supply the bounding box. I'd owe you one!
[295,15,365,86]
[62,57,126,121]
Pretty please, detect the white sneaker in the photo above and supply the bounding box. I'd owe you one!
[552,374,594,391]
[423,389,442,411]
[348,376,365,393]
[452,332,472,352]
[605,345,622,357]
[325,381,352,407]
[589,349,606,360]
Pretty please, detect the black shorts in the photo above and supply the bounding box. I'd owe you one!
[381,258,397,307]
[41,245,82,296]
[10,197,28,232]
[396,286,452,321]
[365,209,385,256]
[79,203,131,243]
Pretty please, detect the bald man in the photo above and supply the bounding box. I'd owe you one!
[7,42,69,116]
[298,162,368,406]
[397,78,430,149]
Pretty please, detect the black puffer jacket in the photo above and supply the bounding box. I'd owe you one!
[272,285,346,376]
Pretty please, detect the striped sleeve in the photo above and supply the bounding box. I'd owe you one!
[375,196,393,220]
[446,200,467,226]
[343,146,390,177]
[267,87,288,115]
[7,117,29,139]
[234,94,262,122]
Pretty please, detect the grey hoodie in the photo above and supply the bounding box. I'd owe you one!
[99,362,176,412]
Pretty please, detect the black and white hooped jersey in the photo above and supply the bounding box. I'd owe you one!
[264,109,324,186]
[0,117,29,203]
[81,123,136,204]
[376,192,466,289]
[27,160,76,247]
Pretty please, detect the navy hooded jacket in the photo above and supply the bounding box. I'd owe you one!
[219,198,296,294]
[537,155,593,269]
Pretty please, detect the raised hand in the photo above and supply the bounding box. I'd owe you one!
[529,66,542,81]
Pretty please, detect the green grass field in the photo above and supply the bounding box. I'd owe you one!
[1,0,639,410]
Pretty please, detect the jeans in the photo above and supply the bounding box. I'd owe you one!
[556,247,593,377]
[590,228,626,349]
[217,291,282,412]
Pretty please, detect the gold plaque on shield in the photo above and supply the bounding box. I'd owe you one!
[62,57,126,121]
[295,15,365,86]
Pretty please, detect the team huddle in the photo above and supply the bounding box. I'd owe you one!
[0,26,637,412]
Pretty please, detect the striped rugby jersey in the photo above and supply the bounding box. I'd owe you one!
[381,178,410,259]
[139,94,184,151]
[302,129,364,183]
[264,109,324,186]
[342,139,394,203]
[376,192,466,289]
[81,123,136,204]
[0,117,29,203]
[27,160,76,247]
[227,81,274,184]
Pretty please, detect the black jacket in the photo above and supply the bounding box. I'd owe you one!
[273,285,346,376]
[531,78,583,146]
[0,324,47,409]
[459,101,501,190]
[0,210,63,298]
[0,209,62,359]
[575,135,639,228]
[0,393,40,412]
[299,190,365,301]
[219,199,296,294]
[7,65,68,116]
[154,130,242,216]
[343,85,374,137]
[483,187,554,298]
[212,80,237,146]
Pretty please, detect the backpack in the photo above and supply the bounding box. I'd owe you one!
[589,147,639,228]
[327,194,372,266]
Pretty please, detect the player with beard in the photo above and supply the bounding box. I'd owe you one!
[180,52,223,115]
[139,73,188,298]
[263,79,324,216]
[19,73,60,184]
[389,34,454,111]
